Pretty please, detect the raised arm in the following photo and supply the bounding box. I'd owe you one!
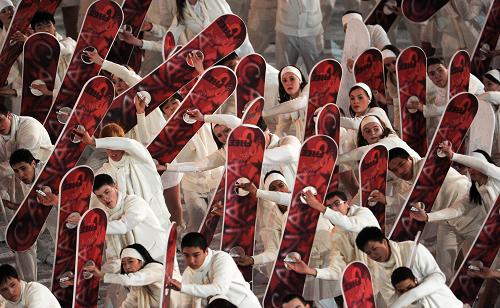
[262,85,309,117]
[263,136,301,165]
[95,137,152,164]
[166,150,225,173]
[452,153,500,180]
[204,114,241,129]
[104,263,163,286]
[101,60,141,86]
[323,206,380,233]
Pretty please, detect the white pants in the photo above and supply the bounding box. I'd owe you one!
[182,189,214,235]
[275,32,323,74]
[247,6,276,54]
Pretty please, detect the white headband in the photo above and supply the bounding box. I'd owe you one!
[281,66,303,83]
[382,49,397,60]
[264,172,287,191]
[342,12,363,27]
[360,115,383,130]
[0,0,13,10]
[471,151,489,163]
[121,248,145,262]
[485,69,500,84]
[351,82,372,101]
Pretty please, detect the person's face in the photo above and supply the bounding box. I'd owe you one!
[0,113,12,135]
[362,240,390,262]
[213,125,231,145]
[361,122,384,144]
[161,98,181,118]
[0,277,21,302]
[427,64,448,88]
[384,57,397,74]
[121,257,143,274]
[325,195,349,215]
[0,6,14,26]
[282,298,310,308]
[483,77,500,92]
[281,72,301,98]
[112,75,129,95]
[389,157,413,181]
[187,0,198,5]
[105,149,125,162]
[349,88,370,115]
[182,246,208,270]
[468,167,488,184]
[394,278,417,294]
[269,180,289,193]
[11,161,36,184]
[34,20,56,35]
[94,184,119,209]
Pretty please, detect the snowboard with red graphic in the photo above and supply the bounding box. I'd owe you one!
[162,31,176,61]
[43,0,122,142]
[72,208,107,308]
[235,53,266,118]
[106,0,153,73]
[448,50,470,100]
[401,0,449,22]
[471,0,500,77]
[264,135,337,307]
[6,76,115,252]
[148,66,236,164]
[20,32,60,123]
[449,197,500,304]
[389,93,478,241]
[40,0,62,14]
[365,0,401,32]
[304,59,342,140]
[99,14,247,134]
[51,166,93,308]
[161,222,177,308]
[397,46,428,157]
[241,96,264,126]
[354,48,386,110]
[359,145,388,233]
[0,0,39,86]
[342,261,376,308]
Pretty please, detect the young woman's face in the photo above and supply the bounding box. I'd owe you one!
[213,125,231,144]
[483,77,500,92]
[384,57,397,74]
[349,88,370,115]
[281,72,301,98]
[361,122,384,144]
[121,257,143,273]
[0,6,13,26]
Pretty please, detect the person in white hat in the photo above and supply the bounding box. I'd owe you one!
[478,69,500,165]
[379,45,402,134]
[341,11,391,51]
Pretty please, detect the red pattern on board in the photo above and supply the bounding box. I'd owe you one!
[162,223,177,308]
[449,50,470,99]
[471,0,500,77]
[235,53,266,118]
[163,31,176,60]
[401,0,449,22]
[354,48,386,110]
[342,261,376,308]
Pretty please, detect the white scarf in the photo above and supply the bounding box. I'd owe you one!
[106,193,135,259]
[107,154,150,204]
[184,249,214,308]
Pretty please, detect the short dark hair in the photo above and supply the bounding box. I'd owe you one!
[427,56,445,67]
[355,227,386,251]
[181,232,208,250]
[207,298,237,308]
[120,243,161,274]
[388,147,411,162]
[325,190,347,202]
[391,266,415,287]
[0,103,9,116]
[263,170,284,184]
[9,149,38,166]
[92,174,115,192]
[30,11,55,29]
[281,294,310,307]
[256,116,268,132]
[0,264,19,285]
[343,10,362,16]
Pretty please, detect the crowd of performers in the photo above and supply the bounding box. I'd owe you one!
[0,0,499,307]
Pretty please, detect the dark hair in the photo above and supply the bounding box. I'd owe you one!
[356,115,393,146]
[0,102,9,115]
[343,10,363,16]
[92,174,115,192]
[159,92,183,113]
[207,298,237,308]
[355,227,386,251]
[30,11,55,29]
[391,266,415,287]
[9,149,38,166]
[348,85,380,117]
[0,264,19,284]
[281,294,311,307]
[120,243,162,274]
[181,232,208,250]
[256,116,268,132]
[427,56,445,68]
[484,71,500,85]
[278,65,308,104]
[263,170,285,184]
[211,125,225,150]
[388,147,411,162]
[217,52,240,70]
[325,190,347,202]
[469,150,497,205]
[176,0,186,23]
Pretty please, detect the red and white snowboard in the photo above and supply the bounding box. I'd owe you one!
[448,50,470,100]
[162,31,176,61]
[235,53,266,118]
[161,222,177,308]
[365,0,400,32]
[263,135,337,307]
[341,261,376,308]
[401,0,449,22]
[354,48,386,110]
[471,0,500,77]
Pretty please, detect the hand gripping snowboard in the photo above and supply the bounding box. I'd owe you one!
[161,222,177,308]
[359,145,388,233]
[51,166,93,308]
[235,53,266,118]
[72,208,107,308]
[222,125,265,284]
[0,0,39,86]
[148,66,236,164]
[365,0,401,32]
[389,93,478,241]
[341,261,376,308]
[304,59,342,140]
[449,196,500,304]
[397,46,428,157]
[471,0,500,77]
[99,14,247,134]
[401,0,449,22]
[354,48,386,110]
[20,32,60,123]
[6,76,115,252]
[43,0,123,142]
[263,135,337,307]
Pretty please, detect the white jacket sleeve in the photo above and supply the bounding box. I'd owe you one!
[141,39,163,52]
[150,22,168,38]
[478,91,500,106]
[263,136,301,165]
[390,273,447,308]
[95,137,152,164]
[204,114,241,129]
[452,153,500,180]
[422,102,446,118]
[323,206,379,233]
[256,189,292,206]
[101,60,142,86]
[24,282,62,308]
[103,263,163,286]
[166,149,226,172]
[340,107,393,130]
[59,37,76,57]
[262,85,309,117]
[106,201,147,235]
[426,199,467,222]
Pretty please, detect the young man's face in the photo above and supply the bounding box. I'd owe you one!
[34,20,56,36]
[182,246,208,270]
[94,184,119,209]
[282,298,310,308]
[388,157,413,181]
[0,113,12,135]
[362,240,390,263]
[394,278,417,294]
[11,160,36,184]
[427,63,448,88]
[0,277,21,302]
[325,195,349,215]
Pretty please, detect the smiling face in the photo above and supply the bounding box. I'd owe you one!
[0,277,21,303]
[94,184,119,209]
[427,63,448,88]
[182,246,208,270]
[349,88,370,116]
[11,161,36,185]
[281,72,301,98]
